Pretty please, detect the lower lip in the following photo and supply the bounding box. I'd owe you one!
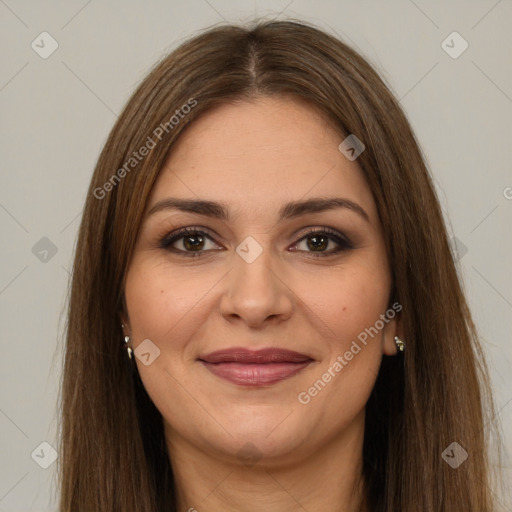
[201,361,312,386]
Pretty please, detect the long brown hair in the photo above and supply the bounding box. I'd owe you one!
[57,18,503,511]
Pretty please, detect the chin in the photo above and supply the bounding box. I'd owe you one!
[215,432,306,468]
[196,408,316,467]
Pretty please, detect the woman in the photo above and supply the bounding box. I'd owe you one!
[58,19,503,511]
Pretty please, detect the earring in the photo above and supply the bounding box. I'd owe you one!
[124,336,133,359]
[394,336,405,353]
[122,324,133,359]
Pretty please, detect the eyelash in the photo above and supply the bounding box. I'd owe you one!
[159,226,354,258]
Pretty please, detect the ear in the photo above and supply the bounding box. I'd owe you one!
[382,313,405,356]
[119,293,130,334]
[120,312,130,332]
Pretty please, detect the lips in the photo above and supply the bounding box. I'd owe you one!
[199,348,314,386]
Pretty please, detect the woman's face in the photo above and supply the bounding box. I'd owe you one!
[123,96,400,465]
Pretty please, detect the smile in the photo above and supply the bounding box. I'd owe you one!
[198,347,314,386]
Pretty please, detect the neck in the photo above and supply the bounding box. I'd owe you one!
[165,411,369,512]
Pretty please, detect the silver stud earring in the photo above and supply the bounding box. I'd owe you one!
[394,336,405,353]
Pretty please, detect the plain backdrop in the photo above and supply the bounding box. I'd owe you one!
[0,1,511,510]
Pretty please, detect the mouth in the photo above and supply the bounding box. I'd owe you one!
[198,347,314,386]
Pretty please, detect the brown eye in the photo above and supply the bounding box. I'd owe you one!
[160,228,221,257]
[292,228,353,257]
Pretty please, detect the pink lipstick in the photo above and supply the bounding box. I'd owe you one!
[199,348,314,386]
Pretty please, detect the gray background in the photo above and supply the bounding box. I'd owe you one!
[0,0,511,510]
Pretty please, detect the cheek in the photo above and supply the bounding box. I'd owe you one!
[298,261,390,345]
[124,259,210,344]
[295,258,390,399]
[334,270,389,366]
[123,262,205,412]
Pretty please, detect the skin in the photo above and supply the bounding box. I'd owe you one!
[122,96,403,512]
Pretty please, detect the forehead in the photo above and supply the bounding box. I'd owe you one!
[148,96,378,223]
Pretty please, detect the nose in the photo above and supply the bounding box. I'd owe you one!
[219,238,293,329]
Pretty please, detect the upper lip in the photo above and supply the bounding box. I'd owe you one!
[199,347,313,364]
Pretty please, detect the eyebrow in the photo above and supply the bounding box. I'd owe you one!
[146,196,370,223]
